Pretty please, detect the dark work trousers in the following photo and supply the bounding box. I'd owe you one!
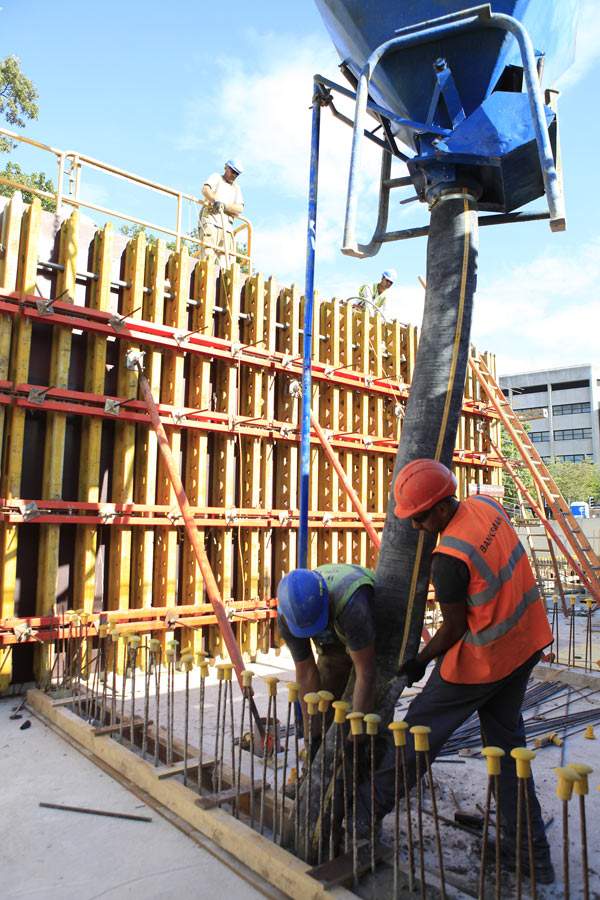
[355,650,550,860]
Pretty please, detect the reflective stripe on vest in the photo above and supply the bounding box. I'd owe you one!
[316,564,375,644]
[433,497,552,684]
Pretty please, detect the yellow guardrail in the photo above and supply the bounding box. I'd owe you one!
[0,127,253,270]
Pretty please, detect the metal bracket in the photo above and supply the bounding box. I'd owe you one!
[19,500,39,522]
[125,349,145,371]
[167,507,184,525]
[103,398,122,416]
[99,504,117,523]
[27,386,52,404]
[225,507,238,526]
[278,510,290,526]
[35,297,55,316]
[171,408,186,425]
[289,380,302,398]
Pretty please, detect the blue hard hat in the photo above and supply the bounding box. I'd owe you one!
[382,268,397,282]
[277,569,329,638]
[225,158,243,175]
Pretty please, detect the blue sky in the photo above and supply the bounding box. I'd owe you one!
[1,0,598,375]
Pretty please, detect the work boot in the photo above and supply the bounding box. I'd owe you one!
[488,840,555,885]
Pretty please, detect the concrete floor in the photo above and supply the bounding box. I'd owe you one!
[0,697,265,900]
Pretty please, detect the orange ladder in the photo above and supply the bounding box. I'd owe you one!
[469,354,600,605]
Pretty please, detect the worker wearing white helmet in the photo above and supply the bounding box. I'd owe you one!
[357,268,397,312]
[198,159,245,268]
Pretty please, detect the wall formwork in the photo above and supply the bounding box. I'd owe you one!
[0,194,502,688]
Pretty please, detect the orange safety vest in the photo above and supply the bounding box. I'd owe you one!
[433,495,552,684]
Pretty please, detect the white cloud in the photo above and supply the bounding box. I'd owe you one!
[557,0,600,90]
[178,30,395,283]
[474,237,600,374]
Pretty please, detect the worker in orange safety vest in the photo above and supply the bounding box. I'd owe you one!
[353,459,555,884]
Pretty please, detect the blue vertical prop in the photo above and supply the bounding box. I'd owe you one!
[298,89,321,569]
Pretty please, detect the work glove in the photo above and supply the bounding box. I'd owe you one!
[398,657,427,686]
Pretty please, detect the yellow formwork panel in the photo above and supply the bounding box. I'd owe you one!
[0,199,41,690]
[209,262,241,605]
[306,290,321,571]
[108,232,146,668]
[73,224,113,613]
[131,240,166,611]
[35,210,79,678]
[0,192,24,458]
[153,247,189,614]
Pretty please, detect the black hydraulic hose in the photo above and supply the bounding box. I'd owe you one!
[375,190,479,722]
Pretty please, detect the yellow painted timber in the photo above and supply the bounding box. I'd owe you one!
[209,262,241,608]
[238,271,265,607]
[317,298,338,566]
[273,285,300,583]
[338,300,354,563]
[36,210,79,678]
[131,240,166,610]
[108,231,146,668]
[368,310,384,568]
[353,306,370,566]
[0,192,24,458]
[0,199,41,690]
[73,223,113,614]
[182,257,216,655]
[154,247,189,613]
[306,290,321,570]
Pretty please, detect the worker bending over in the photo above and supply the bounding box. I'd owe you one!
[198,159,244,267]
[277,564,377,716]
[357,268,396,311]
[357,459,555,883]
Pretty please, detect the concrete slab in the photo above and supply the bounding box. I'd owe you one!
[0,697,265,900]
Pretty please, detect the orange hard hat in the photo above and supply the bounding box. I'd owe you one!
[393,459,457,518]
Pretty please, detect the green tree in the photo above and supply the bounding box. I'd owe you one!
[546,460,600,505]
[119,223,176,251]
[0,160,55,211]
[0,56,39,153]
[500,424,536,518]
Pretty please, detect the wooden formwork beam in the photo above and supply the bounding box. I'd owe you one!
[131,239,166,611]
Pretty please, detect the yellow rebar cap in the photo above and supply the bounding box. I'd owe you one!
[318,690,334,713]
[216,662,227,681]
[286,681,300,703]
[181,653,194,672]
[166,639,178,658]
[264,675,279,696]
[554,766,581,801]
[332,700,350,724]
[109,626,120,642]
[482,746,505,776]
[128,635,141,649]
[242,669,254,688]
[584,725,596,740]
[222,663,234,681]
[304,692,320,715]
[567,763,593,796]
[149,638,162,654]
[389,721,409,747]
[364,713,381,736]
[347,711,364,736]
[511,747,536,779]
[98,624,108,639]
[410,725,431,752]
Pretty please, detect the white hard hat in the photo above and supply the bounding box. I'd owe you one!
[225,159,243,175]
[382,269,397,283]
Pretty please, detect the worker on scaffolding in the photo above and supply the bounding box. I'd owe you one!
[277,564,377,731]
[356,268,396,312]
[198,159,244,267]
[355,459,555,883]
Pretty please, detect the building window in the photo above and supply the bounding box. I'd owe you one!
[551,379,590,391]
[515,406,547,418]
[530,431,550,442]
[552,402,591,416]
[554,428,592,441]
[555,454,593,463]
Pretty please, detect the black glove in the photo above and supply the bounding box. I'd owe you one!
[398,657,427,686]
[212,201,225,214]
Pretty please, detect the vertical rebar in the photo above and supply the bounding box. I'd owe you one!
[409,726,427,900]
[260,691,273,835]
[225,664,236,810]
[141,638,153,760]
[331,700,350,860]
[347,712,365,891]
[99,625,109,726]
[293,695,301,851]
[317,691,334,863]
[494,772,502,900]
[265,676,280,839]
[511,747,537,900]
[166,639,178,766]
[480,747,505,900]
[524,783,537,900]
[181,653,194,786]
[584,600,593,672]
[567,596,576,667]
[555,765,583,900]
[281,681,299,845]
[364,714,381,878]
[152,640,162,766]
[213,663,225,796]
[197,652,209,791]
[551,595,560,664]
[110,628,118,728]
[119,635,128,743]
[237,670,254,818]
[129,636,140,746]
[303,692,320,860]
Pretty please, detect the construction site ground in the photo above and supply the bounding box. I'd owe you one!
[2,611,599,899]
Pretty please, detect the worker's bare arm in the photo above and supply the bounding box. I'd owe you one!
[348,644,376,713]
[417,600,467,666]
[225,200,244,216]
[202,183,218,203]
[296,654,321,741]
